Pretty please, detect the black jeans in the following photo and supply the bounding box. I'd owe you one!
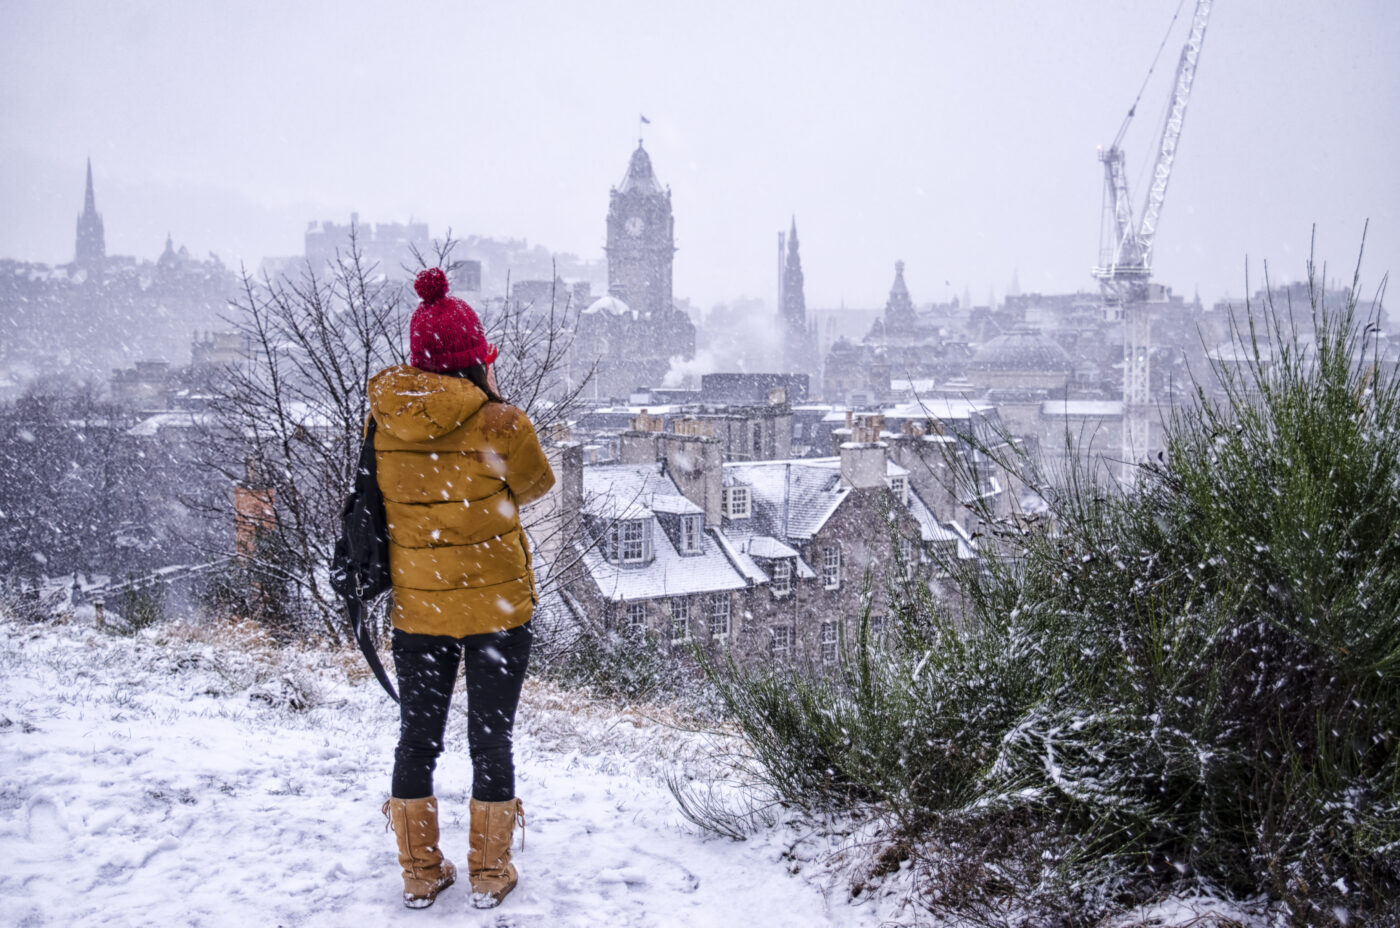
[391,621,532,803]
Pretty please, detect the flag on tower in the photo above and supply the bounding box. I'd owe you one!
[640,114,651,124]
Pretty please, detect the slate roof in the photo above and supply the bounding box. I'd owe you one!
[881,397,994,423]
[905,488,977,560]
[743,535,801,560]
[733,534,818,580]
[648,493,703,515]
[576,458,976,605]
[709,531,771,586]
[580,526,751,602]
[722,457,909,542]
[127,411,207,437]
[583,462,679,507]
[579,463,751,603]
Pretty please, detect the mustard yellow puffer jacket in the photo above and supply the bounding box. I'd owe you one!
[368,365,555,637]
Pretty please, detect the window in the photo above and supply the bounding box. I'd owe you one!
[680,514,702,554]
[670,598,690,642]
[932,539,957,578]
[625,601,647,637]
[771,558,792,596]
[889,475,908,502]
[751,423,763,459]
[820,621,838,663]
[868,614,887,639]
[616,518,652,564]
[898,537,918,579]
[822,545,841,589]
[770,625,792,660]
[708,593,731,639]
[723,486,751,519]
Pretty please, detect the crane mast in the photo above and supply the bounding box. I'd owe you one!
[1092,0,1213,477]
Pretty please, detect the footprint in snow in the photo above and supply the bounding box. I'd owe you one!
[19,792,72,860]
[594,865,649,889]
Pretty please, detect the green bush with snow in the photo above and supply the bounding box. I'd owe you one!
[705,259,1400,924]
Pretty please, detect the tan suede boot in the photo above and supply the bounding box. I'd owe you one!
[468,797,524,909]
[383,796,457,909]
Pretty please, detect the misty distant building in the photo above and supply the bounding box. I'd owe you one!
[0,161,237,385]
[822,261,972,404]
[300,214,443,282]
[699,372,808,405]
[573,142,696,400]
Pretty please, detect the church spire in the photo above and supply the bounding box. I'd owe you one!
[75,157,106,277]
[84,158,96,214]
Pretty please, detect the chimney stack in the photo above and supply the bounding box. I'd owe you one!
[840,414,888,489]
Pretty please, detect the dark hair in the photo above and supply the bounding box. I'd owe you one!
[446,364,504,403]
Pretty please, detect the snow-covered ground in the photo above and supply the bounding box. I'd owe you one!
[0,613,903,928]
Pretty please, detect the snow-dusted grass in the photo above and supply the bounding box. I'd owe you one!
[0,612,905,928]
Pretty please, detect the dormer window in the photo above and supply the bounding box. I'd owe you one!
[771,558,792,596]
[680,514,702,553]
[603,518,653,565]
[619,519,651,563]
[723,486,751,519]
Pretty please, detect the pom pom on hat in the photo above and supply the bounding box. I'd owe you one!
[414,267,450,304]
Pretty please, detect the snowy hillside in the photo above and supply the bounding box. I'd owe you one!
[0,614,898,928]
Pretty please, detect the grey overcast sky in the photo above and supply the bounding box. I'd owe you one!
[1,0,1396,312]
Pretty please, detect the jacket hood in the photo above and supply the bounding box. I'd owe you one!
[368,365,488,443]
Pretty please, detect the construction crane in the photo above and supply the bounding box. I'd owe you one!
[1093,0,1213,477]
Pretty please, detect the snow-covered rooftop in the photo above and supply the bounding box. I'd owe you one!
[648,493,703,516]
[880,397,994,422]
[580,524,750,602]
[127,411,208,437]
[905,488,977,559]
[580,462,751,602]
[723,457,907,541]
[742,535,801,560]
[1039,400,1124,418]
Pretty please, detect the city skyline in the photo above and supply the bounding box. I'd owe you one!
[2,0,1396,311]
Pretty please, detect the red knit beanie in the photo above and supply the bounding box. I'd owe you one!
[409,268,497,372]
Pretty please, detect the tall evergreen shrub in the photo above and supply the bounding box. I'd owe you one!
[704,257,1399,923]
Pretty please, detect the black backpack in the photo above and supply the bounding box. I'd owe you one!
[331,417,398,701]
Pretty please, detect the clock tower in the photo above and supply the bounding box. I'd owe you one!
[605,141,675,316]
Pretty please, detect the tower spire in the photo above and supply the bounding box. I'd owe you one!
[884,261,915,336]
[781,216,809,375]
[84,158,96,213]
[75,157,106,276]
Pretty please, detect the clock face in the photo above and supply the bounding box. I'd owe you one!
[625,216,645,237]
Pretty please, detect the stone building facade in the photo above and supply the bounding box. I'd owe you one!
[551,414,977,669]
